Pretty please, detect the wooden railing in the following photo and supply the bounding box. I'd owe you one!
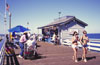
[0,36,6,65]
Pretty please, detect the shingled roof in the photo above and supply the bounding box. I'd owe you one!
[38,16,88,29]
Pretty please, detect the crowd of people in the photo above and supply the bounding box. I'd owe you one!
[18,32,37,58]
[5,32,37,58]
[5,30,89,63]
[42,28,60,45]
[72,30,89,62]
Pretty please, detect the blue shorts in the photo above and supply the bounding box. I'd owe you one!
[83,44,88,48]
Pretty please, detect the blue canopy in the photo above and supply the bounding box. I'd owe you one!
[8,25,30,32]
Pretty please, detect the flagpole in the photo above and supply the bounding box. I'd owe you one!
[5,0,6,18]
[4,0,7,35]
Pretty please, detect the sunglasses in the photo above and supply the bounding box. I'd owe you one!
[75,33,78,35]
[84,33,87,34]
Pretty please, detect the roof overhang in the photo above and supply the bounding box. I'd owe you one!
[37,16,88,29]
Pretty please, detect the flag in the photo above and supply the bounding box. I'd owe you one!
[6,3,10,11]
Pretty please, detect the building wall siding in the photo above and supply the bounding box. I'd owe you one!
[60,21,85,40]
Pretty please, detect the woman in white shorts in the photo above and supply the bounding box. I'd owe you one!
[72,31,80,62]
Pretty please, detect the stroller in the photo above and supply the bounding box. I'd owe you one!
[24,35,38,59]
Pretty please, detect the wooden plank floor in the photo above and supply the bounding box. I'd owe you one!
[4,41,100,65]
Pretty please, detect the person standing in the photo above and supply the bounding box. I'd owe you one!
[28,32,31,38]
[18,32,27,58]
[72,31,80,62]
[52,33,56,43]
[80,30,89,62]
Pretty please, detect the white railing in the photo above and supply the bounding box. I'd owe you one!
[0,36,6,65]
[62,38,100,52]
[87,39,100,52]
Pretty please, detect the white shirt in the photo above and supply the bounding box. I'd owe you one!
[19,35,26,43]
[52,34,56,41]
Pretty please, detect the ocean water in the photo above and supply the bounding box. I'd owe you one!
[0,34,5,42]
[0,34,5,36]
[87,33,100,39]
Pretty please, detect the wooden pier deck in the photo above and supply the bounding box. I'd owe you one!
[4,42,100,65]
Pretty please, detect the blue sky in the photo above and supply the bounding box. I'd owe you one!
[0,0,100,34]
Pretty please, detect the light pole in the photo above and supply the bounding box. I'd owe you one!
[9,12,11,42]
[4,15,7,34]
[9,12,11,30]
